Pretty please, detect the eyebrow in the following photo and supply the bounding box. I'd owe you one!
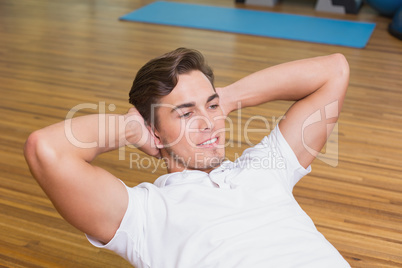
[207,93,219,103]
[171,93,219,113]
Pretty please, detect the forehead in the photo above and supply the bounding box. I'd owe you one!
[160,70,215,106]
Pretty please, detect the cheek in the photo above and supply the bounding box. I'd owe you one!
[183,127,200,147]
[216,117,226,127]
[214,117,226,133]
[162,119,187,144]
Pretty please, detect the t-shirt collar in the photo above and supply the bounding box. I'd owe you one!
[153,160,233,187]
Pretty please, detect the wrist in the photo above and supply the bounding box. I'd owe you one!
[217,85,240,115]
[121,112,149,148]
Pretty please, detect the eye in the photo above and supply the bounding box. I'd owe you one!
[209,104,219,110]
[180,112,192,118]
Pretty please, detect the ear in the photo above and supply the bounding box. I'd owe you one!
[147,125,164,149]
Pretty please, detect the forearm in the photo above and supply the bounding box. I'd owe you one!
[64,113,140,161]
[27,113,142,164]
[220,54,347,113]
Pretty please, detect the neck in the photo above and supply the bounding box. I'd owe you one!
[160,152,218,174]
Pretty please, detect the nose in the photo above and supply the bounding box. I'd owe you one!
[193,111,214,132]
[200,117,212,132]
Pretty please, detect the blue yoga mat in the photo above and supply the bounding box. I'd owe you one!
[120,1,376,48]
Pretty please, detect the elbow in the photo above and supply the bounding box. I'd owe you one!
[24,131,40,165]
[24,130,55,179]
[328,53,350,96]
[24,131,40,182]
[332,53,350,81]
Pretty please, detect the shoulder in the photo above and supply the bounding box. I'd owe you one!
[234,125,310,187]
[236,126,286,166]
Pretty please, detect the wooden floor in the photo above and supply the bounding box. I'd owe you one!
[1,0,401,267]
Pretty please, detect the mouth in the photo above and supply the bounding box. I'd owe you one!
[197,137,218,147]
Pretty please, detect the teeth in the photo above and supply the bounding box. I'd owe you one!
[200,138,217,146]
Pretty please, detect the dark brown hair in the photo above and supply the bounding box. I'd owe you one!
[129,48,214,127]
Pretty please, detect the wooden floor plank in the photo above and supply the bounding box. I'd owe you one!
[1,0,401,267]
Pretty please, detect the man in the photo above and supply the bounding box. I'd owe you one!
[24,48,350,267]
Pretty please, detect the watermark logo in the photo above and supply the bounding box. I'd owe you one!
[63,101,339,171]
[128,151,287,173]
[301,101,339,167]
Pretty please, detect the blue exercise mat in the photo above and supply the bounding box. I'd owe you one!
[120,1,376,48]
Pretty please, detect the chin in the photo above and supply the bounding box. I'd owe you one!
[196,152,225,169]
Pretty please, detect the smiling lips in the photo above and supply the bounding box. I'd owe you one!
[197,137,218,147]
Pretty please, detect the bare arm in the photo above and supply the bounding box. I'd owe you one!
[218,54,349,168]
[24,108,158,244]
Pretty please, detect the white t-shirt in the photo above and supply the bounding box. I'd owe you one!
[87,126,350,268]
